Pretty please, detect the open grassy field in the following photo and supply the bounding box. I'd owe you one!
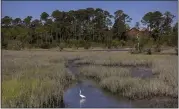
[1,48,178,107]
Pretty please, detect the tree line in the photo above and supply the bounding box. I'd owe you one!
[1,8,178,50]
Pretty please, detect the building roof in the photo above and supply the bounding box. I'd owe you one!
[139,28,148,31]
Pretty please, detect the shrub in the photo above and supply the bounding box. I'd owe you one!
[79,40,85,48]
[146,48,152,55]
[111,40,120,48]
[105,42,112,49]
[24,43,33,49]
[40,42,50,49]
[2,40,8,49]
[139,36,149,52]
[58,43,66,51]
[7,40,23,50]
[69,39,81,49]
[126,40,135,47]
[50,41,59,48]
[66,42,72,48]
[120,40,126,47]
[154,45,161,52]
[84,41,91,49]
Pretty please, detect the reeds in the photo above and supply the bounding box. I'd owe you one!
[2,49,177,107]
[2,50,74,108]
[77,52,178,99]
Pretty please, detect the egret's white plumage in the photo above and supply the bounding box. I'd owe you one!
[79,90,86,99]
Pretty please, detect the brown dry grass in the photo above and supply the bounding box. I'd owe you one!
[77,51,178,99]
[2,50,76,108]
[2,49,178,107]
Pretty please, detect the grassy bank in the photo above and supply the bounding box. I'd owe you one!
[77,51,178,100]
[2,50,76,108]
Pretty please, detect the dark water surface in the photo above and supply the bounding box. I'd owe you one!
[63,80,133,108]
[131,67,153,78]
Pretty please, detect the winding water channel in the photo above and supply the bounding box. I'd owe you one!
[63,58,177,108]
[63,58,134,108]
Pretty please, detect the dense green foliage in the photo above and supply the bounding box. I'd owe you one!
[1,8,178,50]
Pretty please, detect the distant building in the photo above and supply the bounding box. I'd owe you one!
[125,27,150,39]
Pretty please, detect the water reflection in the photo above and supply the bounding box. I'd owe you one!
[80,99,86,108]
[63,80,133,108]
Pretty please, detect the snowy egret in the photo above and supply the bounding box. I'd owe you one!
[79,90,86,99]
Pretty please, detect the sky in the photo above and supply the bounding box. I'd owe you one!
[2,1,178,27]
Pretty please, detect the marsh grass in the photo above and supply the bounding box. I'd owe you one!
[76,52,178,100]
[2,49,178,107]
[74,52,158,67]
[2,50,75,108]
[79,66,130,81]
[152,57,178,97]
